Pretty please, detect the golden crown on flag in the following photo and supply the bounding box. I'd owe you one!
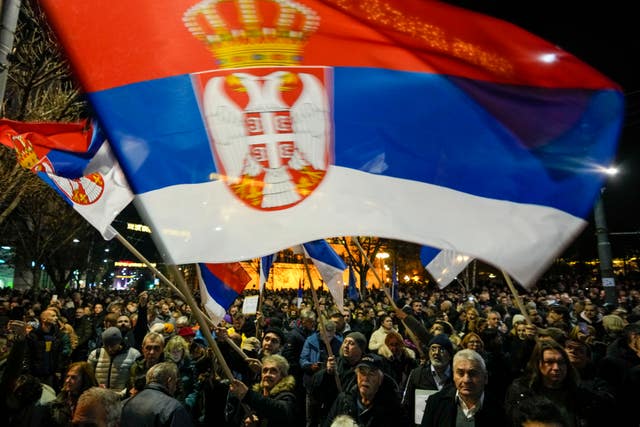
[183,0,319,68]
[12,134,39,170]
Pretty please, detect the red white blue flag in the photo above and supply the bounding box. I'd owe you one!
[0,119,133,239]
[421,246,472,289]
[39,0,624,286]
[198,262,252,325]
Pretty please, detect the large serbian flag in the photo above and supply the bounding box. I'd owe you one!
[40,0,624,287]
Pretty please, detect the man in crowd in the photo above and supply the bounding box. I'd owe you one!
[22,308,65,391]
[325,353,409,427]
[128,332,165,396]
[71,306,93,362]
[72,387,122,427]
[420,349,505,426]
[403,334,454,424]
[121,361,193,427]
[308,331,367,424]
[88,326,141,397]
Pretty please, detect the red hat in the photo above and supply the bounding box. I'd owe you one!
[178,326,195,338]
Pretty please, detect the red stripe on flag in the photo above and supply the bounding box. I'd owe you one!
[204,262,251,294]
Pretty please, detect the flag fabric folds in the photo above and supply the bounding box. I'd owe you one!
[0,119,133,239]
[391,261,399,302]
[297,279,303,309]
[40,0,624,287]
[421,246,472,289]
[347,265,359,302]
[198,262,252,325]
[259,254,276,294]
[302,240,347,311]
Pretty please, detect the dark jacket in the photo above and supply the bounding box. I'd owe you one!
[22,325,64,387]
[127,354,165,395]
[324,373,410,427]
[227,375,298,427]
[420,384,505,427]
[121,382,194,427]
[402,362,453,422]
[71,315,93,361]
[505,376,610,427]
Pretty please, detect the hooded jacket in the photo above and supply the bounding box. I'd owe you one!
[227,375,298,427]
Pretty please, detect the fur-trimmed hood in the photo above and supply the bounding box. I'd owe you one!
[251,374,296,396]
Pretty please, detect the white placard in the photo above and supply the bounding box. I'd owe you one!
[242,295,259,315]
[415,389,438,424]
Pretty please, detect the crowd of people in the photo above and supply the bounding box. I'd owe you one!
[0,273,639,427]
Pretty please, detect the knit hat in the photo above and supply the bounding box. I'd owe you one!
[346,331,367,352]
[428,333,453,355]
[263,327,286,344]
[102,327,122,347]
[511,314,526,325]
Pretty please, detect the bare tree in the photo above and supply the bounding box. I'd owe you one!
[0,0,93,292]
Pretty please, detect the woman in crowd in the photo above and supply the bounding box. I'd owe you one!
[42,361,98,427]
[368,315,395,352]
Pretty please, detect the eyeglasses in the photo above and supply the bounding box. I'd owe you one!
[429,345,447,354]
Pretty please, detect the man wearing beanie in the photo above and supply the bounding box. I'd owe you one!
[88,326,141,397]
[308,331,367,424]
[402,333,454,425]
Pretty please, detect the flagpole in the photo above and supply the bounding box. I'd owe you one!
[352,237,427,358]
[351,237,396,309]
[501,270,533,325]
[110,226,235,380]
[302,253,342,392]
[168,264,235,380]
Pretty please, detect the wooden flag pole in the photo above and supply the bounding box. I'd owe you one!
[351,237,397,310]
[168,264,235,381]
[352,236,427,359]
[113,228,256,371]
[502,269,533,325]
[302,253,342,392]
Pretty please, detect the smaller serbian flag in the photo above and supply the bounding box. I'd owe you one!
[259,254,276,294]
[302,239,347,312]
[198,262,252,325]
[421,246,472,289]
[0,119,133,239]
[347,265,359,302]
[297,279,303,309]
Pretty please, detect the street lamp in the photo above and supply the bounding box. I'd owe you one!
[594,166,618,306]
[376,252,389,285]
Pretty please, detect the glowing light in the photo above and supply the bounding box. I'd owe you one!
[376,252,390,259]
[539,53,558,63]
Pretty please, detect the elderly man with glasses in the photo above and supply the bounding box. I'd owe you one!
[402,334,454,425]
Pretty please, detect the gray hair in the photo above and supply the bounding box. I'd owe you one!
[75,387,122,427]
[300,308,316,321]
[453,348,487,374]
[330,415,359,427]
[146,361,178,386]
[262,354,290,376]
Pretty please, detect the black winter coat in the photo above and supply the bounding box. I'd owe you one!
[323,374,411,427]
[420,385,505,427]
[121,382,194,427]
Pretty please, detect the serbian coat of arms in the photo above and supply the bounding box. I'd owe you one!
[184,0,331,211]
